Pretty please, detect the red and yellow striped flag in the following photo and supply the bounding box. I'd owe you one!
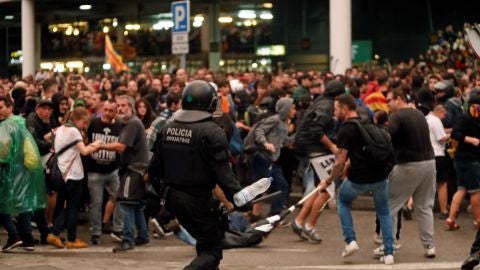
[105,35,128,73]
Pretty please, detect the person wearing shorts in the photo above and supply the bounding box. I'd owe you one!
[451,95,480,270]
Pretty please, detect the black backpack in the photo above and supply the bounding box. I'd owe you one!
[45,139,81,191]
[345,119,394,168]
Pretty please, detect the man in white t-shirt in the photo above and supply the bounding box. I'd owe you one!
[426,105,451,219]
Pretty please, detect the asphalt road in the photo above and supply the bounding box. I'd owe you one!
[0,207,475,270]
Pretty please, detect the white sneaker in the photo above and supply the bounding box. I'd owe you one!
[149,218,166,237]
[425,244,436,258]
[374,233,383,244]
[380,255,394,265]
[341,240,359,258]
[372,241,401,257]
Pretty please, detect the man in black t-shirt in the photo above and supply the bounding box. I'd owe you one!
[318,94,394,265]
[87,100,123,245]
[386,88,436,259]
[98,95,149,252]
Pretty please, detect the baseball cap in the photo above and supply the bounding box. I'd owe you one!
[36,99,54,109]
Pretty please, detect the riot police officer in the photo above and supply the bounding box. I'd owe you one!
[149,80,244,270]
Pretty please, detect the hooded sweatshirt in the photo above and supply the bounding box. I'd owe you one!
[254,97,294,161]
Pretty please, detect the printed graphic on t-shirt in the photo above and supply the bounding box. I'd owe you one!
[91,127,119,164]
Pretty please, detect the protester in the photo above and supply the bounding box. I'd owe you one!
[0,96,46,251]
[385,88,437,258]
[47,107,101,249]
[97,95,150,252]
[318,93,394,264]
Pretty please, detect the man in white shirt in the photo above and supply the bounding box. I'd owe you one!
[426,105,451,219]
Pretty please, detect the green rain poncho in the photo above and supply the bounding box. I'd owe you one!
[0,115,46,214]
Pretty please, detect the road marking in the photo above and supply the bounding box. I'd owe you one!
[260,262,461,270]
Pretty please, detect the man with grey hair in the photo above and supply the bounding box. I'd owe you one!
[97,95,149,251]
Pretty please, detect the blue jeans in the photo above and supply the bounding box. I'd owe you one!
[88,170,123,235]
[248,152,289,215]
[119,203,148,245]
[337,179,394,255]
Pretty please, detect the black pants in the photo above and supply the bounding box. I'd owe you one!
[32,209,51,242]
[375,210,402,240]
[0,212,34,244]
[52,180,83,242]
[471,229,480,254]
[167,189,223,270]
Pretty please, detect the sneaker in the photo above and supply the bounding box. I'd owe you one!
[301,227,322,243]
[424,244,436,258]
[445,218,460,230]
[149,218,166,237]
[90,235,101,245]
[374,233,383,244]
[110,231,123,242]
[112,242,134,253]
[2,237,23,252]
[135,238,149,246]
[380,254,394,265]
[462,252,480,270]
[290,221,307,240]
[372,242,401,257]
[21,242,35,251]
[65,239,88,249]
[341,240,359,258]
[46,234,64,249]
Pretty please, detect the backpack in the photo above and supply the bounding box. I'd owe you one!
[244,105,270,127]
[345,119,394,168]
[45,139,81,191]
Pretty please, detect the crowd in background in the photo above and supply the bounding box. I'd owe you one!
[1,25,480,267]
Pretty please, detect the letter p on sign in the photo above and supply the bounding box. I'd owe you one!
[172,1,190,33]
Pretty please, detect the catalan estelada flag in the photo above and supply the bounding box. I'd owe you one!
[105,35,128,73]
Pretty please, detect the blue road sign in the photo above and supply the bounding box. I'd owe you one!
[172,1,190,33]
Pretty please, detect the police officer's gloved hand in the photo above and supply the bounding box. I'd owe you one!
[235,201,252,212]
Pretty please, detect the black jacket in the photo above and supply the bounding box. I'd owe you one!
[26,112,59,156]
[295,95,336,155]
[149,118,242,201]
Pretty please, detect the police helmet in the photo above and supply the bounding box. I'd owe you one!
[174,80,218,122]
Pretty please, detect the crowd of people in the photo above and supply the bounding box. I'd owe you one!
[1,55,480,269]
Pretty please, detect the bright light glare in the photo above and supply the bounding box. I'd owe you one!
[218,17,233,23]
[79,5,92,10]
[260,12,273,20]
[238,10,256,19]
[153,21,174,30]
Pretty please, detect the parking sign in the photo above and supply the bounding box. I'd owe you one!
[172,1,190,33]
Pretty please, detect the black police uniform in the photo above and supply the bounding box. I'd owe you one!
[149,81,243,270]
